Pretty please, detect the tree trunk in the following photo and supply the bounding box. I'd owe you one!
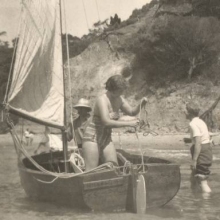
[188,57,196,80]
[200,95,220,130]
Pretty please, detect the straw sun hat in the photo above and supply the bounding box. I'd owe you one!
[73,98,92,111]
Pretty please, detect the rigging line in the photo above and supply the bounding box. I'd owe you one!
[11,126,113,179]
[11,125,123,179]
[81,0,90,31]
[62,0,73,120]
[59,0,69,173]
[136,100,145,172]
[62,0,78,146]
[94,0,101,21]
[139,100,158,136]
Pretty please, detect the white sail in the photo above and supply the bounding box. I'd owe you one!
[8,0,64,127]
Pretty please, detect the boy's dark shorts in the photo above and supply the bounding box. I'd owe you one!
[190,143,212,176]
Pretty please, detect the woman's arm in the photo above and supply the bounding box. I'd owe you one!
[97,96,139,128]
[120,97,148,116]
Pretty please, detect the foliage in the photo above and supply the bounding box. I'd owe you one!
[192,0,220,18]
[130,15,220,84]
[110,14,121,26]
[0,36,14,102]
[120,4,150,27]
[62,34,93,61]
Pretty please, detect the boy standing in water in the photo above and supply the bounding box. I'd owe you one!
[185,101,212,193]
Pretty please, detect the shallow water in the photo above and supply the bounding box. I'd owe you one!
[1,134,220,220]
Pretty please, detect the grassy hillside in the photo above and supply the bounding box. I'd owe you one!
[1,1,220,134]
[66,0,220,133]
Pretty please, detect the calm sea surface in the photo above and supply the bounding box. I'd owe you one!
[1,133,220,220]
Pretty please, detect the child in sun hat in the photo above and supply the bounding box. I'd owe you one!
[67,98,92,148]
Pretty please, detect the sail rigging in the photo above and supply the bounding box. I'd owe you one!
[7,0,64,128]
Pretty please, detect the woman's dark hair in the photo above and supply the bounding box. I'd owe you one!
[105,75,128,92]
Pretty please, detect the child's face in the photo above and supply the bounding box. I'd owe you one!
[77,108,90,116]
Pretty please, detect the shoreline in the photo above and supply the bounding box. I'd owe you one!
[1,132,220,150]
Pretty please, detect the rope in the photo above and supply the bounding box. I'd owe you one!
[8,121,116,182]
[8,115,144,181]
[134,130,145,173]
[62,0,78,146]
[135,99,159,172]
[135,100,148,172]
[138,101,158,136]
[81,0,90,31]
[94,0,101,21]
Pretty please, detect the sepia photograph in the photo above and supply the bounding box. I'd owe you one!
[0,0,220,219]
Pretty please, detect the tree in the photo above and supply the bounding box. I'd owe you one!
[131,16,220,81]
[61,34,92,61]
[192,0,220,18]
[0,32,14,102]
[110,14,121,26]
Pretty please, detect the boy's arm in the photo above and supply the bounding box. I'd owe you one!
[191,136,201,169]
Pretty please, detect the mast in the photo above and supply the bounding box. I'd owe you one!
[59,0,69,173]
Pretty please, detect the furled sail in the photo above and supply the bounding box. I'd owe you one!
[7,0,64,128]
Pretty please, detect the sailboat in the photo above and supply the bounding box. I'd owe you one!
[2,0,180,213]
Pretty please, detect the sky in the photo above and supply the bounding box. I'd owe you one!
[0,0,151,43]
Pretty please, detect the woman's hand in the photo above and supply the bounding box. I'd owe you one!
[129,119,140,128]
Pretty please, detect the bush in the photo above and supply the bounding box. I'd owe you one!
[129,15,220,84]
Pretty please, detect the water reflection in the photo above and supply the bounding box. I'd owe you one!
[1,135,220,220]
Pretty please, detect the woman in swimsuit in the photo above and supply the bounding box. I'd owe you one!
[82,75,147,171]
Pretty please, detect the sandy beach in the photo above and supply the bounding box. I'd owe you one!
[112,132,220,149]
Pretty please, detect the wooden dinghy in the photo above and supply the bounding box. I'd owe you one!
[19,149,180,212]
[2,0,180,213]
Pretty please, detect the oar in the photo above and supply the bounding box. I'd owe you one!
[130,99,148,214]
[136,174,146,214]
[133,130,147,214]
[131,165,147,214]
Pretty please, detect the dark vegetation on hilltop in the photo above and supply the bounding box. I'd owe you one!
[62,0,220,88]
[129,16,220,86]
[1,0,220,100]
[0,32,14,103]
[61,4,151,61]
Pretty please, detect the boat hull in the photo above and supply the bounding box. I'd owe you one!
[18,150,180,212]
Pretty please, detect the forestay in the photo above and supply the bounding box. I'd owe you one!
[7,0,64,128]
